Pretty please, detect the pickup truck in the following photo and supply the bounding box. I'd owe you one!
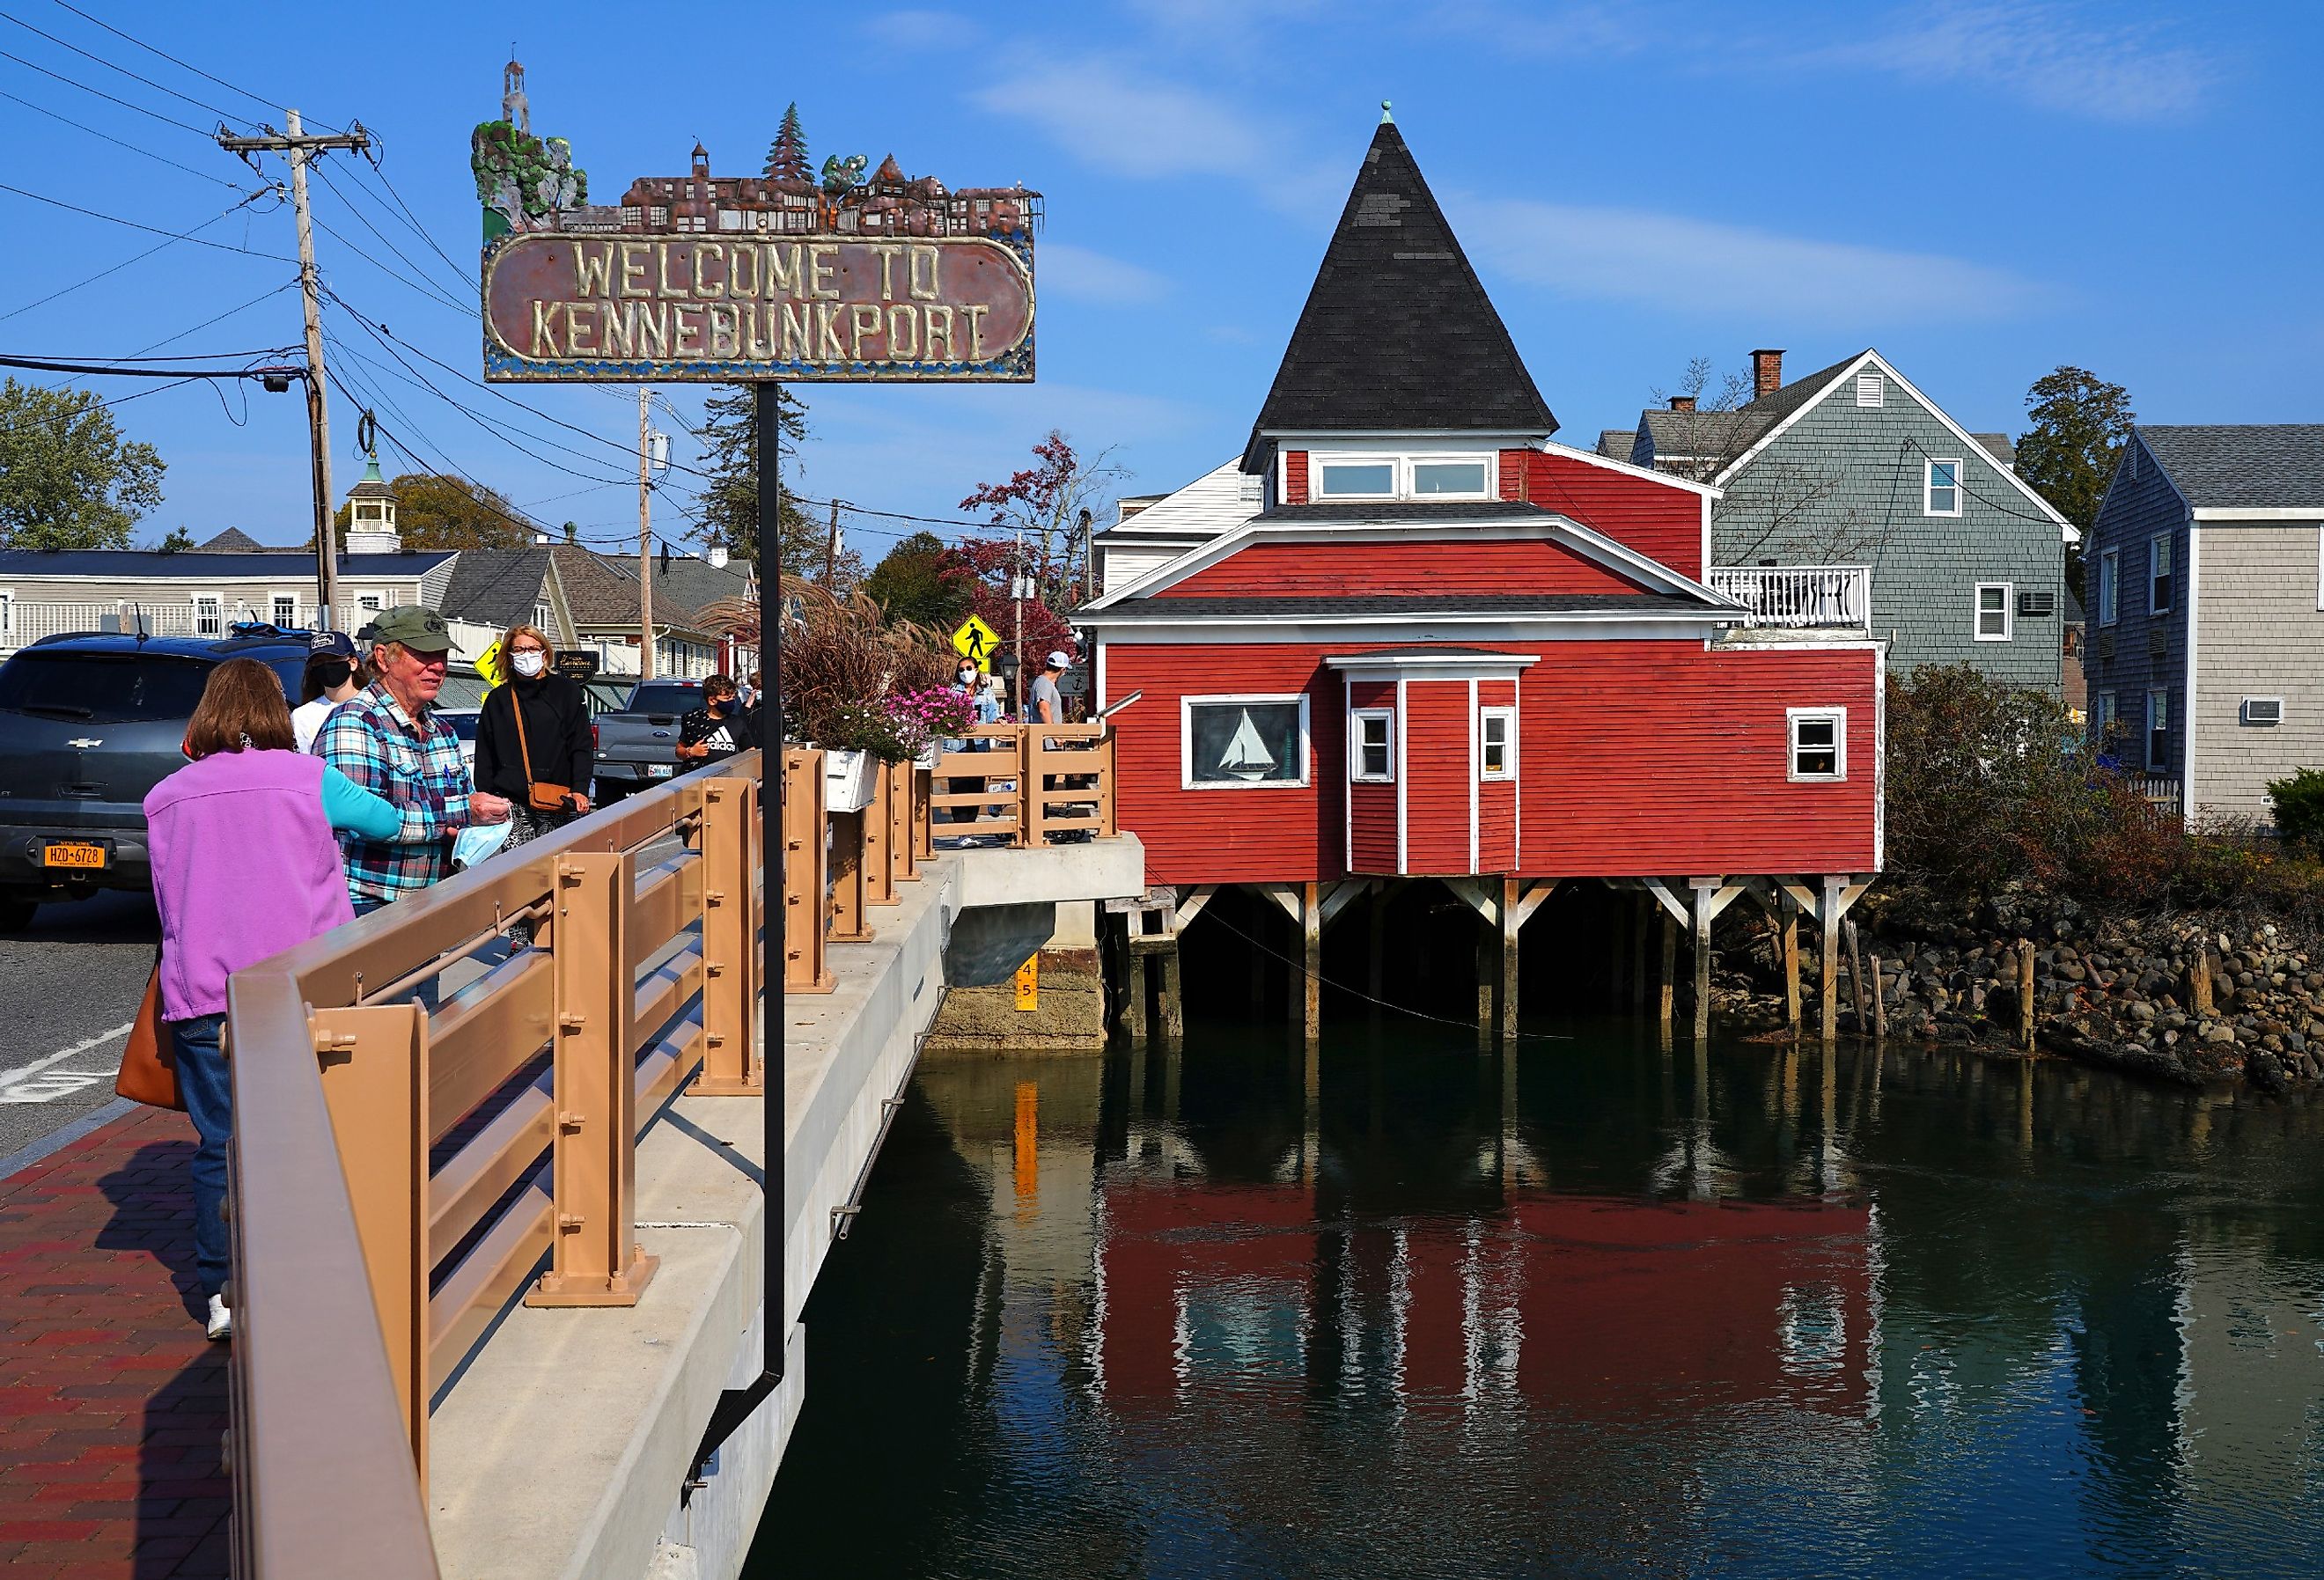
[589,679,704,805]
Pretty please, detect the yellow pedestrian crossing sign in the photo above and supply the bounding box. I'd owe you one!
[952,614,999,671]
[476,638,505,688]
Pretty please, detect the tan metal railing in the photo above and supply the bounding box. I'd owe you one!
[224,754,769,1578]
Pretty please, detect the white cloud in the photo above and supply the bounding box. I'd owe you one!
[864,10,984,50]
[1035,242,1173,305]
[1453,195,2055,325]
[1803,3,2219,121]
[970,56,1273,180]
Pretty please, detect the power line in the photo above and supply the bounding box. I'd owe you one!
[0,177,289,258]
[47,0,302,125]
[0,191,279,327]
[0,84,243,187]
[0,6,248,126]
[0,373,202,436]
[0,41,211,135]
[119,282,301,359]
[348,149,479,292]
[0,352,300,378]
[310,202,473,317]
[313,158,474,305]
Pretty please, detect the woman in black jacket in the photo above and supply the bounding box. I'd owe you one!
[473,624,594,848]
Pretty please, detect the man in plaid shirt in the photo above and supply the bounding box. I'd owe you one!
[316,606,511,912]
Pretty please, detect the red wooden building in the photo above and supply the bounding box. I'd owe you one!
[1081,116,1880,1038]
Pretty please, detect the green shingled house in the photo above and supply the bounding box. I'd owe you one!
[1607,349,2070,692]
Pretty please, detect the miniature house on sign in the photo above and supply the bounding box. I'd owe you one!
[1080,114,1883,1043]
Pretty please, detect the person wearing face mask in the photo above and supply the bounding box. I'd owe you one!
[291,629,368,754]
[474,624,595,852]
[676,672,753,768]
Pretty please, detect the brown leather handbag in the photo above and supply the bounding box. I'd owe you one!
[511,683,574,813]
[114,959,183,1111]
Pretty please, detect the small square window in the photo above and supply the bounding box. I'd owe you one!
[195,596,221,637]
[1316,461,1394,497]
[1350,709,1394,783]
[1788,709,1846,782]
[1478,707,1517,781]
[1856,372,1885,408]
[1975,583,2013,642]
[271,594,297,628]
[1926,459,1962,516]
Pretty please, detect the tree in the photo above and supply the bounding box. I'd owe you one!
[0,377,165,549]
[155,525,195,554]
[1651,357,1862,565]
[332,474,533,551]
[861,530,973,632]
[959,430,1129,694]
[2017,366,2133,598]
[692,384,857,583]
[766,103,812,183]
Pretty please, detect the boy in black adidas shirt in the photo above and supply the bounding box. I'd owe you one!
[676,673,754,767]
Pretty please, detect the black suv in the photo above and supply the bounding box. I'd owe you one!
[0,628,313,931]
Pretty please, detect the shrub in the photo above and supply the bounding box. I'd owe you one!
[776,578,952,751]
[2267,767,2324,849]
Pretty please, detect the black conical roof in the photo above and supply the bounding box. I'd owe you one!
[1241,121,1555,470]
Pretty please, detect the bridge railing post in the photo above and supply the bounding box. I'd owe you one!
[778,751,835,997]
[862,757,898,908]
[700,772,773,1091]
[888,757,919,884]
[528,850,658,1308]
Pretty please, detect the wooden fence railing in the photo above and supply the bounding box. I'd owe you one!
[925,723,1118,848]
[224,755,768,1579]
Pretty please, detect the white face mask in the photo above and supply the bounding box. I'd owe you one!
[512,651,547,678]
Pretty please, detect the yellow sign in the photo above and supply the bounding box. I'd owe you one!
[1013,954,1039,1012]
[952,614,998,671]
[476,639,506,688]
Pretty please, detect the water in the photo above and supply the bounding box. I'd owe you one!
[759,1021,2324,1578]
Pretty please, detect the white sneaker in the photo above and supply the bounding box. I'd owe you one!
[205,1294,232,1341]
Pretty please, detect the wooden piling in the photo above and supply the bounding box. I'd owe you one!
[1303,881,1322,1046]
[1159,937,1185,1043]
[1691,884,1713,1042]
[2187,946,2215,1018]
[1501,877,1521,1047]
[1658,908,1677,1033]
[1781,893,1801,1032]
[1845,918,1865,1030]
[1818,879,1842,1047]
[1868,954,1887,1040]
[2017,937,2035,1052]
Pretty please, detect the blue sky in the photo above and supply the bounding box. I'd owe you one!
[1,1,2315,560]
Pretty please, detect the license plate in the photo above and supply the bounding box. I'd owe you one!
[647,763,675,779]
[40,841,107,871]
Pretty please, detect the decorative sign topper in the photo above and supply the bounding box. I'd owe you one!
[475,92,1039,385]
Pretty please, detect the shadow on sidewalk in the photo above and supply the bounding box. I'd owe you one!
[95,1138,206,1322]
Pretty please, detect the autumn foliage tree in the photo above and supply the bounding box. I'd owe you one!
[957,430,1126,689]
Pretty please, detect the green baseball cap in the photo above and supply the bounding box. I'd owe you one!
[362,605,453,653]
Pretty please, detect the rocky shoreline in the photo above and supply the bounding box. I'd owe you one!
[1710,887,2322,1094]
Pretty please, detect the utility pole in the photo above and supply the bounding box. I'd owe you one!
[637,386,654,680]
[822,499,839,584]
[218,111,369,627]
[1012,523,1025,720]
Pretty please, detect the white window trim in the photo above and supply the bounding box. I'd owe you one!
[2098,547,2119,627]
[2145,687,2169,772]
[1180,692,1311,790]
[1349,706,1396,783]
[1924,458,1963,518]
[1855,372,1885,408]
[1974,582,2014,643]
[1478,705,1518,782]
[2314,525,2322,611]
[1309,450,1497,503]
[2241,695,2285,726]
[2148,532,2173,615]
[269,588,299,628]
[0,587,12,646]
[1786,706,1848,783]
[193,593,223,636]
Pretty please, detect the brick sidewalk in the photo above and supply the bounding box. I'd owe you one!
[0,1107,230,1577]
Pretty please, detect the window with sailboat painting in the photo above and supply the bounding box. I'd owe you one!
[1181,694,1310,789]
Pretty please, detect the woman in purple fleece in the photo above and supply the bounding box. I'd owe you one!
[143,659,401,1341]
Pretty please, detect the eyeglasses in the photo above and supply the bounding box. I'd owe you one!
[510,645,548,656]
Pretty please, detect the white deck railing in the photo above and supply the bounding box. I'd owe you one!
[1706,565,1871,629]
[0,600,330,652]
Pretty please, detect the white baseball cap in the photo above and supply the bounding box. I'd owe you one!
[1046,650,1072,669]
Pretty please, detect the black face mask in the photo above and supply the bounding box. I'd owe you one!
[316,661,353,690]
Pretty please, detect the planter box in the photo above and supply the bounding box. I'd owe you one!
[823,748,877,813]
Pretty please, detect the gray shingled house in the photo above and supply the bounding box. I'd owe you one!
[2085,424,2324,827]
[1607,349,2070,690]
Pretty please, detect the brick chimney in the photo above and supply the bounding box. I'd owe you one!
[1751,349,1785,400]
[1668,395,1696,412]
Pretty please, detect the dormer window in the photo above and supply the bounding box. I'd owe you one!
[1310,452,1495,502]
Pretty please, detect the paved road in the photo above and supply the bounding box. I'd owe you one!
[0,889,158,1165]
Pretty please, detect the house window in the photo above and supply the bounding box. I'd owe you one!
[271,594,297,628]
[1788,708,1847,782]
[1478,707,1517,781]
[2098,548,2119,626]
[2149,533,2173,614]
[357,593,382,613]
[1182,694,1309,789]
[1410,459,1489,496]
[1856,372,1885,408]
[2095,692,2119,749]
[0,590,12,646]
[1975,583,2013,642]
[2145,687,2168,772]
[1350,709,1394,783]
[1315,460,1395,498]
[534,602,552,634]
[1925,458,1962,516]
[195,596,222,637]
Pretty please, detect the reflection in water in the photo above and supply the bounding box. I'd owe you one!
[759,1024,2324,1578]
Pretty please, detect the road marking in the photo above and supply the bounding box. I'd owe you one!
[0,1021,135,1105]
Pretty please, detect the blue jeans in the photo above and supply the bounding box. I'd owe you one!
[352,895,439,1010]
[170,1014,232,1300]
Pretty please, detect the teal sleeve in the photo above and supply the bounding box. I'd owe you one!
[321,765,404,841]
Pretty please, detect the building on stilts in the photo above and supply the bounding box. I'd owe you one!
[1082,111,1880,1043]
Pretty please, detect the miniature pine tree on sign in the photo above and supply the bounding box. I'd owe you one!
[766,103,812,183]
